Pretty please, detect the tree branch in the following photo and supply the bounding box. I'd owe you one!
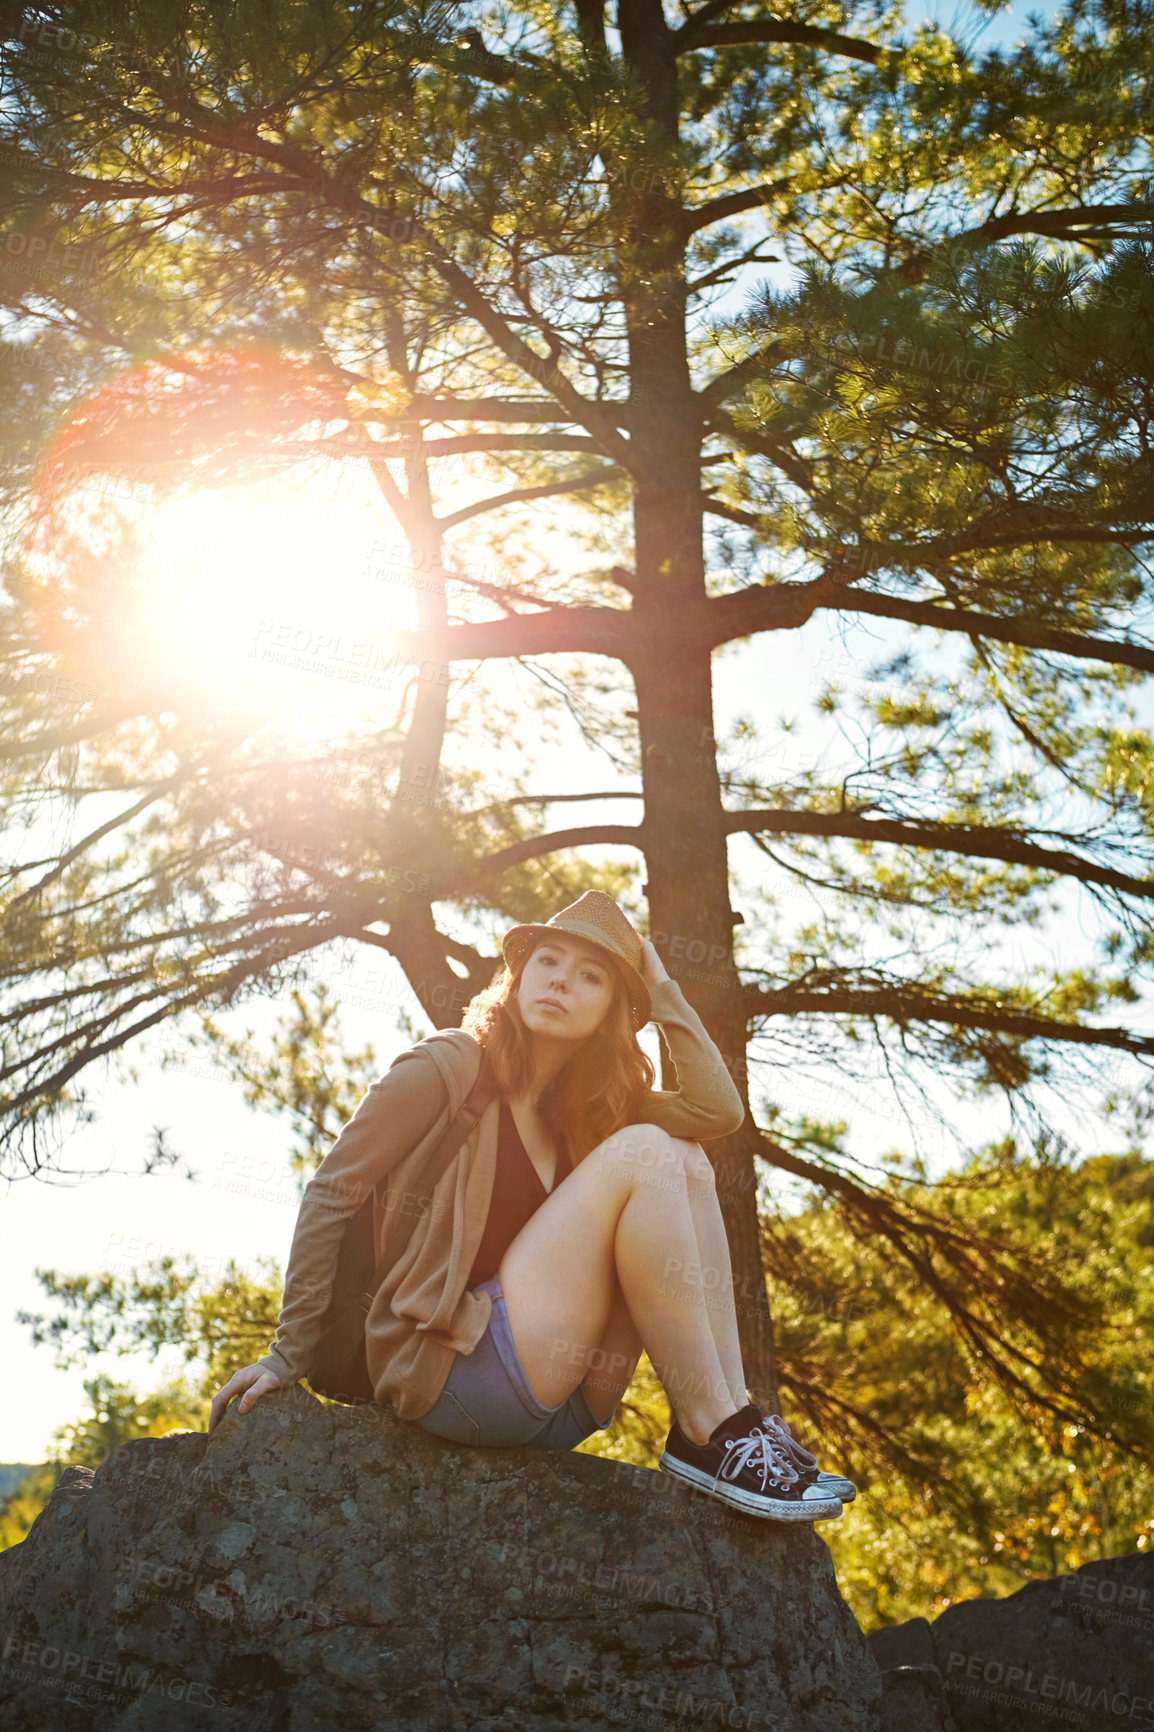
[743,982,1154,1057]
[698,339,790,409]
[703,495,764,527]
[398,396,629,426]
[705,572,1154,672]
[705,573,845,644]
[462,789,644,818]
[367,902,497,1028]
[676,18,888,65]
[403,433,604,455]
[437,823,646,892]
[573,0,608,56]
[393,603,637,665]
[900,202,1154,278]
[437,466,623,530]
[828,590,1154,675]
[725,808,1154,902]
[684,178,792,235]
[44,109,642,479]
[0,706,142,762]
[704,404,818,496]
[673,0,743,42]
[407,235,642,475]
[753,1131,1113,1438]
[7,780,185,910]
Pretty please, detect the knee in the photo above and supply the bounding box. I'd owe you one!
[599,1124,708,1186]
[682,1143,716,1190]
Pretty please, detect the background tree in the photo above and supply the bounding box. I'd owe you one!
[1,0,1153,1430]
[0,1372,207,1551]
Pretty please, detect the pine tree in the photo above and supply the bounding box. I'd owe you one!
[1,0,1153,1414]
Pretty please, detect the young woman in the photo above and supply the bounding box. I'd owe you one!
[208,891,854,1521]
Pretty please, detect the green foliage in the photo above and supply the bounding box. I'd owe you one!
[579,1141,1154,1628]
[17,1255,284,1392]
[0,1463,60,1553]
[170,985,384,1179]
[776,1142,1154,1626]
[0,1373,207,1553]
[48,1372,209,1471]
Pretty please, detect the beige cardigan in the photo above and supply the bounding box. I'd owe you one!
[253,976,746,1420]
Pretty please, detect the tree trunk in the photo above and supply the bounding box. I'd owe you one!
[370,320,468,1030]
[617,0,777,1409]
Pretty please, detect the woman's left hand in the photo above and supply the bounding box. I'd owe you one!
[638,936,670,987]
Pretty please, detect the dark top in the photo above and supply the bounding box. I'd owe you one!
[468,1100,572,1286]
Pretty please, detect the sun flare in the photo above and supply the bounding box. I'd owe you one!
[137,476,419,738]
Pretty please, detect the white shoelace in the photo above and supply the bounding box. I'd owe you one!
[759,1412,818,1470]
[718,1427,799,1493]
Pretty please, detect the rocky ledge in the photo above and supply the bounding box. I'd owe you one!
[0,1383,881,1732]
[871,1553,1154,1732]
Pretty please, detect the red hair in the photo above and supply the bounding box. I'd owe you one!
[460,944,656,1161]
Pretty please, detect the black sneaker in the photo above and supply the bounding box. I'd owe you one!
[757,1412,858,1503]
[660,1404,844,1522]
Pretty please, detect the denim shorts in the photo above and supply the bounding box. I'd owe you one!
[415,1275,614,1450]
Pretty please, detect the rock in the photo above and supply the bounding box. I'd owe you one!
[869,1554,1154,1732]
[873,1666,957,1732]
[868,1618,935,1673]
[0,1384,882,1732]
[870,1617,958,1730]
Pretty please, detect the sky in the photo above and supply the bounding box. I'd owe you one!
[3,0,1137,1466]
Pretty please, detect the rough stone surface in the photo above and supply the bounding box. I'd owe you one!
[873,1667,956,1732]
[869,1555,1154,1732]
[0,1385,882,1732]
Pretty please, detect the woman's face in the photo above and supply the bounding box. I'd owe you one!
[516,935,618,1046]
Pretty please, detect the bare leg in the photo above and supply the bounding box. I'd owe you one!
[680,1149,749,1413]
[576,1279,643,1427]
[498,1123,748,1444]
[574,1137,749,1420]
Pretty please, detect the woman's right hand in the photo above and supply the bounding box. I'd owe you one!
[208,1363,285,1434]
[638,936,671,989]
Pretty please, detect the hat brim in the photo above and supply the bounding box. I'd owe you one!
[501,923,651,1032]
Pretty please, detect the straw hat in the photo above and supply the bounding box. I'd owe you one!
[501,890,651,1030]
